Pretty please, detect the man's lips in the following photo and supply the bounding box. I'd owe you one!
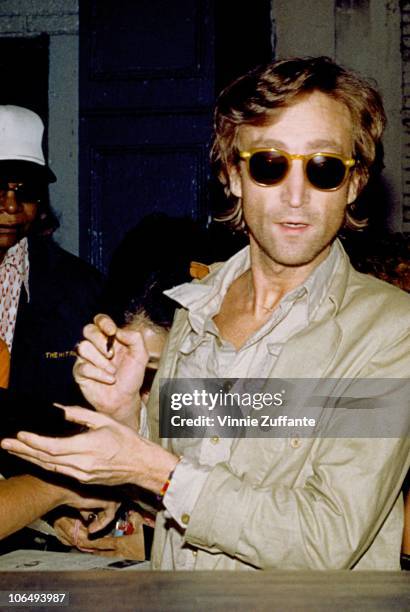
[276,221,310,230]
[280,222,308,226]
[0,224,21,233]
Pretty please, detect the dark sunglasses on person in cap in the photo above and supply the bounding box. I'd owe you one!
[0,181,45,205]
[239,147,355,191]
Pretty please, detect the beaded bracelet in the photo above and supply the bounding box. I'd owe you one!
[157,457,182,502]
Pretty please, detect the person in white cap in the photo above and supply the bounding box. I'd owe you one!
[0,105,112,553]
[0,105,104,406]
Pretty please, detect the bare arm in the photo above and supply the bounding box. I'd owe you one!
[0,474,117,540]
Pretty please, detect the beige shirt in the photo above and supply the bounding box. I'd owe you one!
[160,240,342,569]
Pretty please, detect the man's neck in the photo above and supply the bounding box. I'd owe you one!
[247,240,331,314]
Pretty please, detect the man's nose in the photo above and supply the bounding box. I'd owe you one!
[1,190,22,214]
[280,160,309,208]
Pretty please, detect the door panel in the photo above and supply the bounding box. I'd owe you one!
[83,0,214,110]
[79,0,272,272]
[89,141,209,270]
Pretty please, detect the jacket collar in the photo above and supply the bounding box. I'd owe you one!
[165,239,346,333]
[160,241,352,380]
[26,236,66,313]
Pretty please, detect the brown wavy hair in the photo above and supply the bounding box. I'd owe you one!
[211,56,386,232]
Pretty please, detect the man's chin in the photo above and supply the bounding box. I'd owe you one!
[0,235,19,251]
[263,242,332,269]
[0,230,27,254]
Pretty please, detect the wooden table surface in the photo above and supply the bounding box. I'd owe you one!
[0,570,408,611]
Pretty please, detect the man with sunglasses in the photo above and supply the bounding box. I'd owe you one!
[4,58,410,571]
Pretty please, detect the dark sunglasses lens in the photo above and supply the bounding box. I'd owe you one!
[18,187,43,202]
[249,152,288,185]
[307,155,347,190]
[0,182,42,202]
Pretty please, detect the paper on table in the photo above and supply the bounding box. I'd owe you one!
[0,550,150,571]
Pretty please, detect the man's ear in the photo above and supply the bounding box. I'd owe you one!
[347,171,360,205]
[227,165,242,198]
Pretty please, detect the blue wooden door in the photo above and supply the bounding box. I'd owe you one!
[79,0,272,272]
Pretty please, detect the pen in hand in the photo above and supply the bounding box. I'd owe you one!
[106,334,115,355]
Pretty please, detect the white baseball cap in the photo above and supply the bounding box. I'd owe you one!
[0,105,56,183]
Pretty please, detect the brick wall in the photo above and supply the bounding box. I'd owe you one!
[402,1,410,227]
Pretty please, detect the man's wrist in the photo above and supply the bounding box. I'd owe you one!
[152,455,181,496]
[127,439,180,494]
[156,456,182,501]
[34,478,71,508]
[111,398,142,429]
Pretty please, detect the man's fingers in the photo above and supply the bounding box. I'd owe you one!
[55,528,73,547]
[0,436,86,468]
[93,313,117,336]
[79,502,119,532]
[57,533,72,547]
[76,341,117,374]
[74,360,116,385]
[53,403,109,429]
[1,434,68,457]
[1,409,110,455]
[54,517,76,546]
[2,449,76,477]
[83,319,148,366]
[6,449,98,483]
[109,327,149,360]
[88,511,114,533]
[59,405,111,429]
[79,509,97,523]
[78,535,117,551]
[82,324,114,357]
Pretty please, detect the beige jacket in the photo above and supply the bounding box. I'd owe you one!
[148,248,410,570]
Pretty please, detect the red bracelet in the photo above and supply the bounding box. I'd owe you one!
[157,458,182,502]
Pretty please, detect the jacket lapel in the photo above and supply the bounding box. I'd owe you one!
[272,245,350,379]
